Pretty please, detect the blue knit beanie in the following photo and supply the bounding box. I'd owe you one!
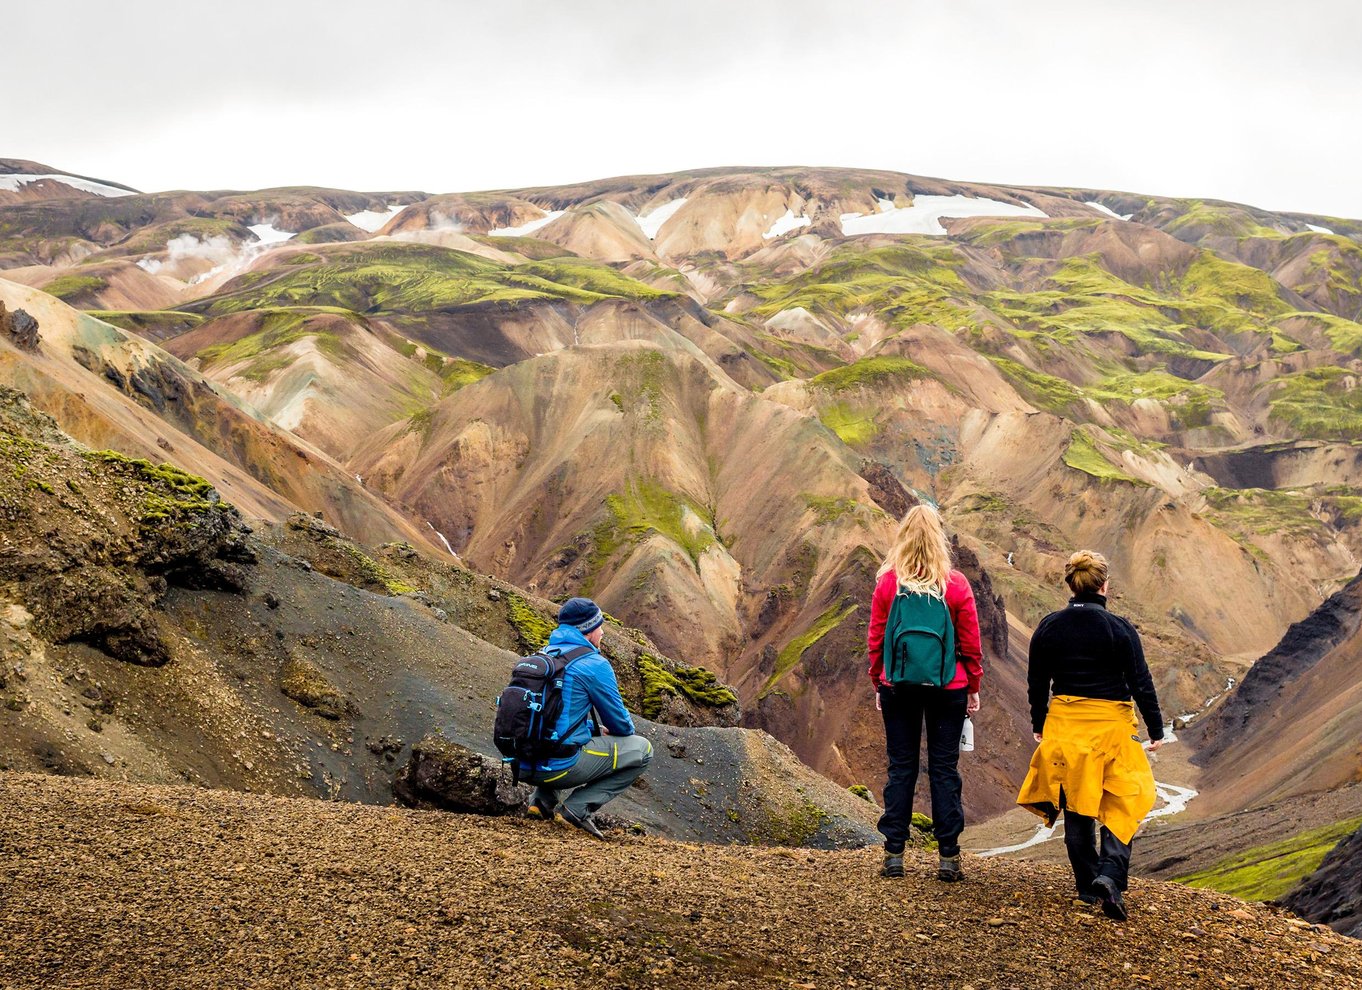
[558,596,604,635]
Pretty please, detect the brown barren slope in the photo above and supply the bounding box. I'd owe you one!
[2,773,1360,990]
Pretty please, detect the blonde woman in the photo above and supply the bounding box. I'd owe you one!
[1016,551,1163,921]
[867,505,983,881]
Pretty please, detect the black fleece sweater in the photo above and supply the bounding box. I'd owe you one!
[1027,592,1164,740]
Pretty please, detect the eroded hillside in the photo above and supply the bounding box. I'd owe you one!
[5,164,1361,818]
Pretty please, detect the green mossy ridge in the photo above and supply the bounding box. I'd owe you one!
[507,592,555,653]
[637,654,737,720]
[1280,311,1362,357]
[1177,816,1362,902]
[1202,487,1335,540]
[80,450,229,522]
[809,356,930,393]
[762,600,858,696]
[429,355,495,393]
[86,310,206,336]
[1083,371,1224,428]
[336,543,417,596]
[801,493,860,525]
[197,308,357,369]
[198,242,671,316]
[761,798,831,846]
[957,216,1101,249]
[1268,367,1362,441]
[43,274,107,301]
[746,242,981,333]
[604,479,715,569]
[1163,200,1280,239]
[817,401,878,446]
[986,356,1084,415]
[466,234,578,261]
[848,784,872,802]
[1061,429,1144,485]
[989,257,1236,361]
[1176,253,1291,332]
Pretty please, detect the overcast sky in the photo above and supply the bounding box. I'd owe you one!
[6,0,1361,216]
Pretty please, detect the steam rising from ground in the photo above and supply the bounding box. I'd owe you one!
[388,210,464,244]
[136,221,294,284]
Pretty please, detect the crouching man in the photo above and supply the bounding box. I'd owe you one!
[519,596,652,838]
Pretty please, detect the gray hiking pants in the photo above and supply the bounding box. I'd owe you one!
[522,735,653,817]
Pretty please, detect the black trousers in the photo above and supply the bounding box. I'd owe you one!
[877,684,968,856]
[1063,808,1133,892]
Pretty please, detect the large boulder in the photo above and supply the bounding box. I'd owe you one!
[393,736,530,815]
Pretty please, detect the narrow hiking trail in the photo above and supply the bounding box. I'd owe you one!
[3,773,1360,990]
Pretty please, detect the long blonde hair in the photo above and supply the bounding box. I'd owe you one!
[878,504,953,596]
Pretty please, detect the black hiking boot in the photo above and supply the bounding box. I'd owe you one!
[527,794,556,821]
[880,852,904,878]
[560,805,607,840]
[1076,893,1101,906]
[1092,876,1127,921]
[937,853,964,883]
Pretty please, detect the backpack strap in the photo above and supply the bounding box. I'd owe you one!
[546,644,598,741]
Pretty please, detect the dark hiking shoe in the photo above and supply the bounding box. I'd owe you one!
[560,805,607,840]
[880,853,904,878]
[527,795,556,821]
[937,854,964,883]
[1092,876,1127,921]
[1076,893,1101,906]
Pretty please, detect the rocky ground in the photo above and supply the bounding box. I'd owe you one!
[3,773,1360,990]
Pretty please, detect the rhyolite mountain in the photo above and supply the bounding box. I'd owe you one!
[3,162,1361,824]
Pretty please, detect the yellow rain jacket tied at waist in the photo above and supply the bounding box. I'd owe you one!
[1015,695,1156,845]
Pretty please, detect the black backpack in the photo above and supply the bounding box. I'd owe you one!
[493,645,593,783]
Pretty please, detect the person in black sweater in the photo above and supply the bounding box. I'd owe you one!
[1027,550,1164,920]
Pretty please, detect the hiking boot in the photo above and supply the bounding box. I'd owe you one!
[526,793,556,821]
[1076,893,1101,906]
[937,853,964,883]
[1092,876,1127,921]
[880,852,904,878]
[560,805,607,840]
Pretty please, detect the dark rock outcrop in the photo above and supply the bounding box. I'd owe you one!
[951,536,1009,662]
[860,460,917,520]
[392,736,530,815]
[1195,570,1362,764]
[1283,822,1362,938]
[0,302,39,351]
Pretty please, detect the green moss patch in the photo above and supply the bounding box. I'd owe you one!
[43,274,107,302]
[507,592,556,653]
[603,480,716,569]
[1177,816,1362,901]
[1061,429,1143,485]
[1268,367,1362,441]
[817,402,878,446]
[637,654,737,719]
[762,600,858,696]
[987,356,1084,415]
[1083,371,1224,428]
[810,356,929,393]
[81,450,229,523]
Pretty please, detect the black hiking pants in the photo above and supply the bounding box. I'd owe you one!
[877,684,968,856]
[1063,807,1133,892]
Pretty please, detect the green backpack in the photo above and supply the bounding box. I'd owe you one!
[883,587,956,687]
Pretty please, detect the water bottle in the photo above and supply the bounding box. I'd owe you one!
[960,717,975,752]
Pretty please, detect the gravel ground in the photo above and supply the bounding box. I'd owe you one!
[2,772,1360,990]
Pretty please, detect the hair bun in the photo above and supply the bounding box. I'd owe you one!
[1064,549,1109,594]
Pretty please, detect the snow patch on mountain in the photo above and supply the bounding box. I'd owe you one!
[763,209,812,239]
[488,210,566,237]
[635,198,687,239]
[1086,201,1133,221]
[346,205,407,233]
[840,195,1047,236]
[1306,222,1335,235]
[0,173,135,198]
[248,223,296,244]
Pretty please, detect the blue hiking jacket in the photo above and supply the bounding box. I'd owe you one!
[520,624,637,772]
